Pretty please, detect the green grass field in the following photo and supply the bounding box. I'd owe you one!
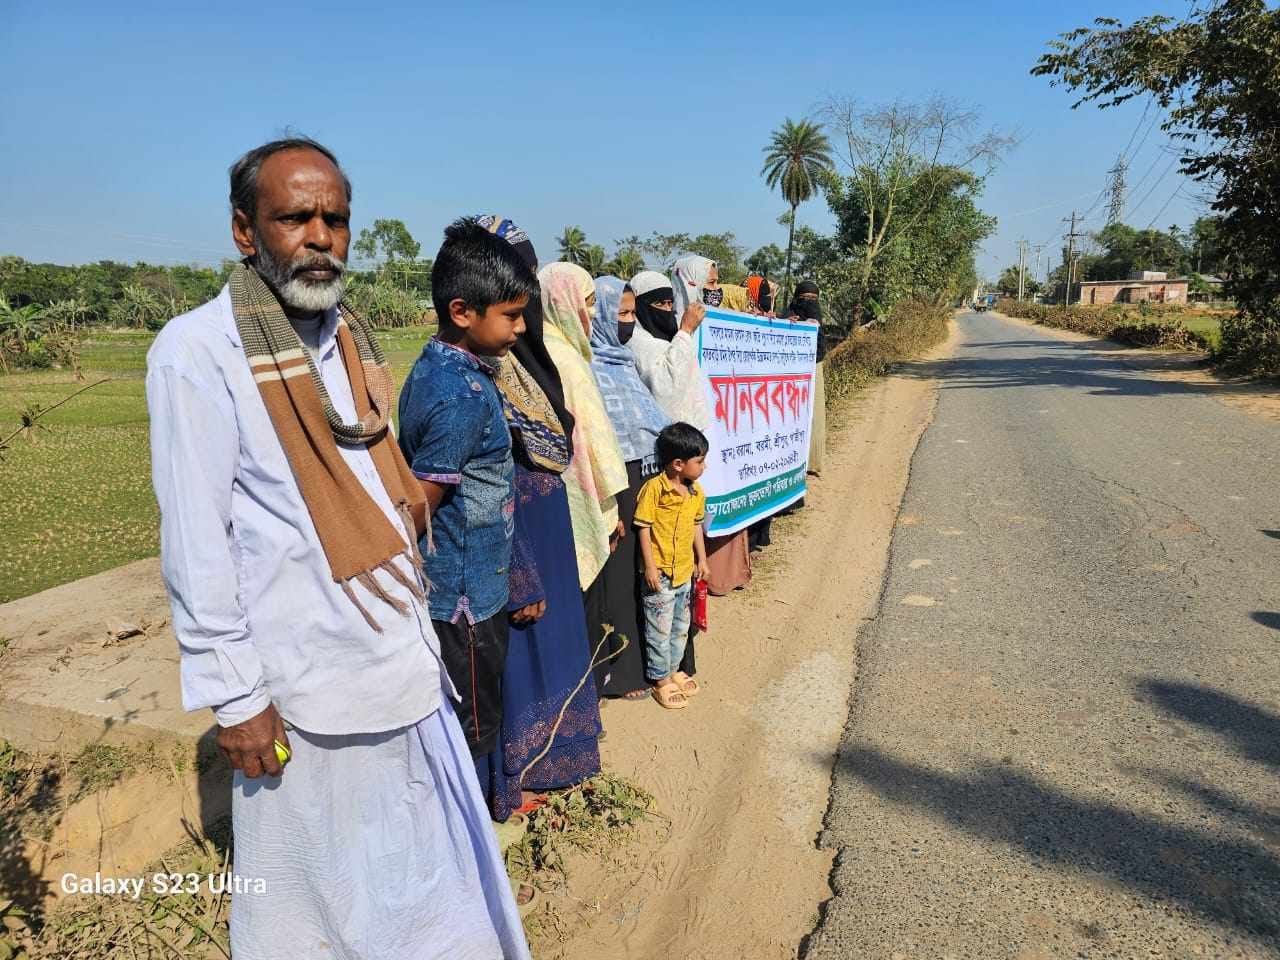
[0,326,434,602]
[1181,316,1223,351]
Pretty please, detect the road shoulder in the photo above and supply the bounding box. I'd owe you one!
[536,323,962,960]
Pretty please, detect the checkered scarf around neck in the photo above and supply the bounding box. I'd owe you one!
[229,261,427,630]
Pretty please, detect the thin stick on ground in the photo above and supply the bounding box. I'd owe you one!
[518,625,623,784]
[0,376,112,458]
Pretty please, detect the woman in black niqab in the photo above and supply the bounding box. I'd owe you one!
[628,270,680,341]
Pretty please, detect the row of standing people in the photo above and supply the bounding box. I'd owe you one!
[146,137,828,958]
[396,215,827,827]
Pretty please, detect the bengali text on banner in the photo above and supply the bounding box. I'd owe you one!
[695,308,818,536]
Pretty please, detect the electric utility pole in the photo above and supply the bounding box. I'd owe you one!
[1106,155,1128,226]
[1017,239,1028,301]
[1062,211,1083,305]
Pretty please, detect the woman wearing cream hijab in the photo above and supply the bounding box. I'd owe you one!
[538,262,634,691]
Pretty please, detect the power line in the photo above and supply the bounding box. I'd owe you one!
[1126,149,1175,204]
[1128,155,1181,220]
[1120,97,1152,161]
[1122,100,1161,168]
[1079,186,1111,221]
[1006,189,1105,219]
[1144,185,1185,230]
[1062,210,1085,305]
[0,217,233,259]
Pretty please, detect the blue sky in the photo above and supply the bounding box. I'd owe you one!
[0,1,1204,284]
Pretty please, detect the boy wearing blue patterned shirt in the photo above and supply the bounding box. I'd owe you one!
[398,219,537,765]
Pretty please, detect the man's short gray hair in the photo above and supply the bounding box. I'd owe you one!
[228,137,352,221]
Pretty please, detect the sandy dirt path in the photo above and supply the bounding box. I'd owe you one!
[532,324,959,960]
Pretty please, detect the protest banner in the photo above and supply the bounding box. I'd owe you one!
[696,309,818,536]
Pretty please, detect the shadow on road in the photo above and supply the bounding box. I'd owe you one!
[962,338,1136,354]
[1251,611,1280,631]
[822,743,1280,946]
[1138,678,1280,770]
[897,348,1213,400]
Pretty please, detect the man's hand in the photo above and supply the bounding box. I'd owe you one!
[679,302,706,335]
[696,560,711,582]
[644,564,663,592]
[217,703,290,779]
[511,600,547,625]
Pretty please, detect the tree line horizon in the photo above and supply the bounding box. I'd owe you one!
[7,1,1277,373]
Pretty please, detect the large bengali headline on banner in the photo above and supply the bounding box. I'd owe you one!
[696,309,818,536]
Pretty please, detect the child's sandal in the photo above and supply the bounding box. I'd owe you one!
[651,682,688,710]
[673,671,700,696]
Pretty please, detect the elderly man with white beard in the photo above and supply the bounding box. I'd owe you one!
[145,138,530,960]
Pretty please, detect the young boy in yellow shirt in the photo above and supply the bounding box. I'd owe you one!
[633,422,711,710]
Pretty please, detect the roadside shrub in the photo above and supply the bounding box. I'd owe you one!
[995,299,1209,352]
[824,300,952,405]
[1219,305,1280,375]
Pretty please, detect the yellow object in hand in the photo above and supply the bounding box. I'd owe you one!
[273,740,291,766]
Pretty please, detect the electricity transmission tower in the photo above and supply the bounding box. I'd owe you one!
[1106,155,1128,226]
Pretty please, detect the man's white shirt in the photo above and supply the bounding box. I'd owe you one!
[146,289,453,734]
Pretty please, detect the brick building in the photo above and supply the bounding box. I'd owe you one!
[1073,271,1189,306]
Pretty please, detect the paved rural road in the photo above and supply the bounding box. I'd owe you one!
[804,311,1280,959]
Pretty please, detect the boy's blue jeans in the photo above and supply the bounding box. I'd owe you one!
[642,574,692,683]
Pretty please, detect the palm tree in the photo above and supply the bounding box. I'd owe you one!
[558,225,588,265]
[761,118,834,304]
[582,244,608,278]
[608,247,646,281]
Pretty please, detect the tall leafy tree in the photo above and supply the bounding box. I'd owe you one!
[558,226,588,265]
[1033,0,1280,370]
[761,118,834,304]
[820,95,1012,321]
[1188,216,1229,276]
[352,218,428,296]
[606,247,646,280]
[353,218,421,265]
[996,265,1041,298]
[685,232,748,284]
[637,231,748,280]
[822,165,995,322]
[582,244,608,278]
[746,244,786,278]
[1085,223,1189,280]
[641,232,692,270]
